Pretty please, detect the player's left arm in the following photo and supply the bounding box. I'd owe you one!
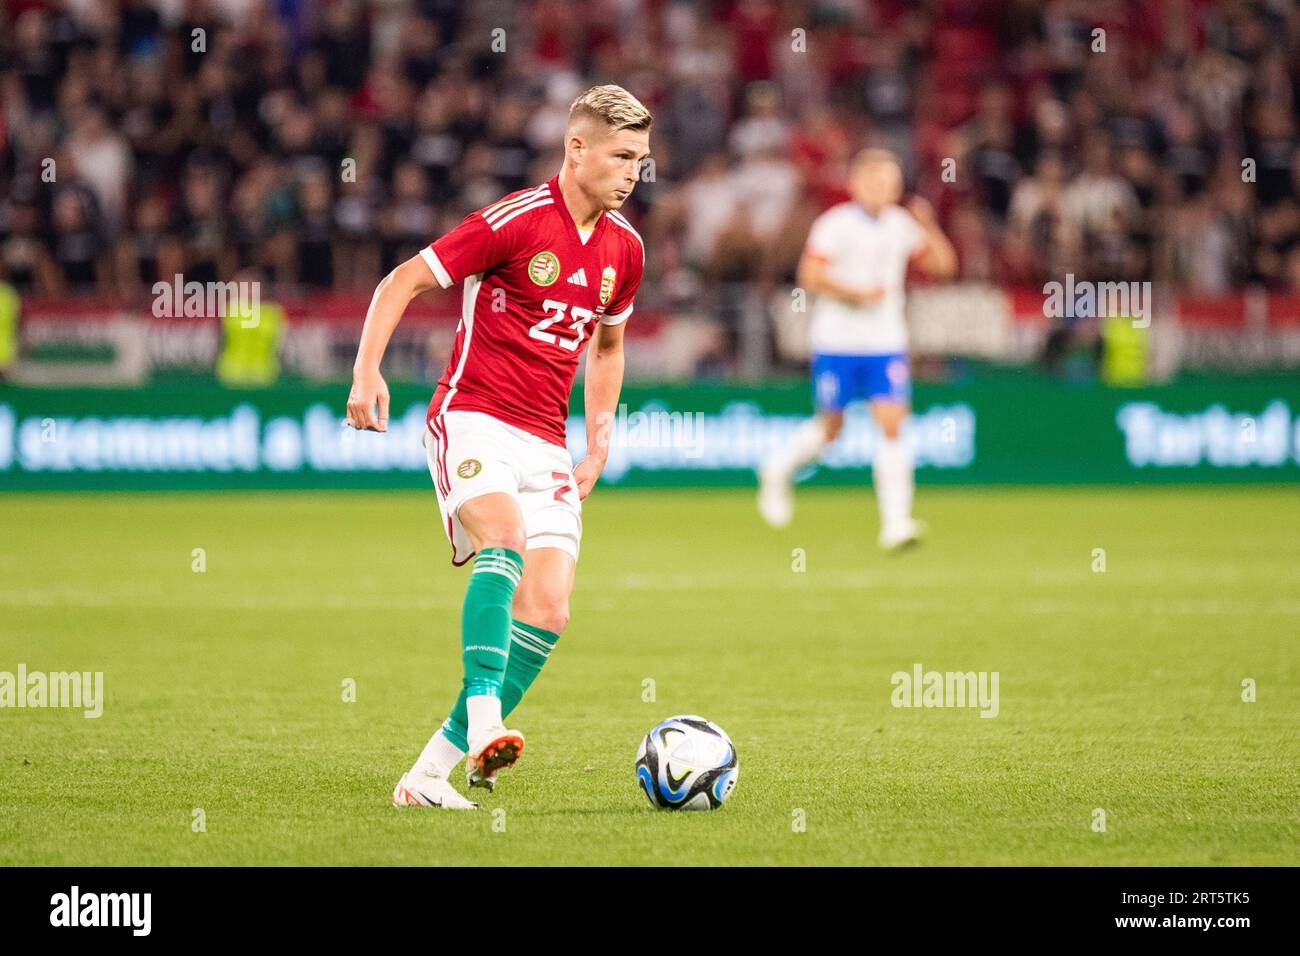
[575,242,641,499]
[905,197,958,280]
[575,317,625,500]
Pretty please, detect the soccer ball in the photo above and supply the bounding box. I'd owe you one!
[635,715,738,811]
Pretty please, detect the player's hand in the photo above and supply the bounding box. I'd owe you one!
[346,366,390,432]
[906,196,937,227]
[574,451,605,501]
[855,286,886,307]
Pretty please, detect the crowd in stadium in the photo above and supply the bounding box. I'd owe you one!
[1,0,1298,312]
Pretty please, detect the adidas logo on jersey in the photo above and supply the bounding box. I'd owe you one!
[566,269,588,287]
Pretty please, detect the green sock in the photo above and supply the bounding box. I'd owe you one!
[460,548,523,701]
[441,619,560,751]
[502,621,558,715]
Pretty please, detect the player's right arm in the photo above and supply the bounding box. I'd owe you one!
[797,252,885,309]
[347,207,517,431]
[347,254,441,431]
[796,210,884,308]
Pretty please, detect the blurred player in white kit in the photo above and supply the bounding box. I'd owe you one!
[759,148,957,549]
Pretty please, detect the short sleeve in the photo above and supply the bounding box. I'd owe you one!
[601,247,644,326]
[422,212,515,289]
[803,209,843,260]
[899,209,927,257]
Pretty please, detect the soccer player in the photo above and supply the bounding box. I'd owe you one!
[758,148,956,549]
[346,86,651,809]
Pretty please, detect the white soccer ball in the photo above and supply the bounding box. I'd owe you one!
[635,715,738,811]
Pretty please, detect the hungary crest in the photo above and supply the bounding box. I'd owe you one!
[528,251,560,286]
[599,265,617,305]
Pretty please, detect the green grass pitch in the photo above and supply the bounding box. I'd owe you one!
[1,485,1296,866]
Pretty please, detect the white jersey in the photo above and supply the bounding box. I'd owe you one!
[804,202,925,356]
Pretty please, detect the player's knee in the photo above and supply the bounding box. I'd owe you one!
[515,593,569,635]
[873,403,908,441]
[537,604,569,635]
[477,525,526,555]
[823,415,844,441]
[520,607,568,635]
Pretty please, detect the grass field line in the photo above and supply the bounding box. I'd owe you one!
[1,586,1297,619]
[3,558,1293,596]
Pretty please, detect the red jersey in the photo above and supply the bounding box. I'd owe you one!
[422,176,645,447]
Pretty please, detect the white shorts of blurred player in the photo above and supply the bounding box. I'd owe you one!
[423,410,582,566]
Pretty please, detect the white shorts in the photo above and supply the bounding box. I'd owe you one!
[424,410,582,566]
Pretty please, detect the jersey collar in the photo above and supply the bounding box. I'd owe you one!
[855,201,890,222]
[547,175,607,245]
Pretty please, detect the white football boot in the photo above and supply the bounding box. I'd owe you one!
[465,726,524,788]
[757,465,794,528]
[879,518,926,553]
[391,771,479,810]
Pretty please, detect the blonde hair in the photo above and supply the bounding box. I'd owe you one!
[568,84,653,133]
[851,147,901,171]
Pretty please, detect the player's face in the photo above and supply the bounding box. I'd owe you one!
[579,127,651,210]
[852,161,903,211]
